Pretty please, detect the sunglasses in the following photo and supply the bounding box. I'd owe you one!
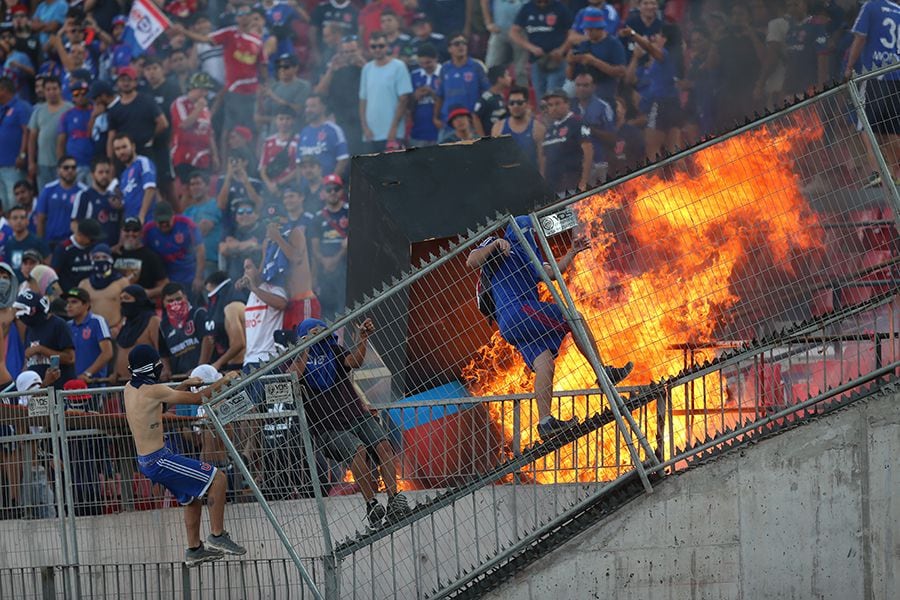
[72,89,86,96]
[236,207,254,215]
[508,99,526,106]
[370,43,386,49]
[324,185,341,192]
[450,39,467,46]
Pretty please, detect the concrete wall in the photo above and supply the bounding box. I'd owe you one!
[484,391,899,600]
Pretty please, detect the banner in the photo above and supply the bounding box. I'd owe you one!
[124,0,171,54]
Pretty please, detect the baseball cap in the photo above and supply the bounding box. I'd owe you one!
[411,12,430,25]
[275,53,298,66]
[447,106,472,125]
[117,65,138,80]
[13,290,48,317]
[231,126,253,143]
[122,216,143,232]
[63,288,91,303]
[91,243,113,258]
[22,249,43,263]
[15,371,42,393]
[542,88,569,100]
[112,15,128,26]
[581,7,607,29]
[77,218,103,242]
[89,79,115,99]
[188,71,215,90]
[281,183,303,196]
[10,5,28,16]
[322,173,343,188]
[71,80,89,93]
[153,201,175,222]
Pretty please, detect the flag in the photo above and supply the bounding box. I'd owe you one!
[123,0,170,55]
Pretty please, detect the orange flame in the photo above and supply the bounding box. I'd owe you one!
[463,115,826,482]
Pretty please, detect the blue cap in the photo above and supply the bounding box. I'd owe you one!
[91,243,113,258]
[89,79,115,99]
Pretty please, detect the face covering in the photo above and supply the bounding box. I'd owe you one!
[129,344,163,388]
[121,301,140,319]
[0,276,12,309]
[166,299,190,329]
[89,259,119,290]
[130,360,162,387]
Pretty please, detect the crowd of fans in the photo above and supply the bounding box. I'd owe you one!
[0,0,895,516]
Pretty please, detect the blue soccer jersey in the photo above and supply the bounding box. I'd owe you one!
[68,312,111,377]
[297,122,349,176]
[120,155,157,219]
[852,0,900,80]
[143,216,201,285]
[36,180,88,244]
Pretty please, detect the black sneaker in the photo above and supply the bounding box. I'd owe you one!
[536,416,579,441]
[603,361,634,386]
[366,501,386,528]
[184,543,224,567]
[206,531,247,556]
[384,493,411,525]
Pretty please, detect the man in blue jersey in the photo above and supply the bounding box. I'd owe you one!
[541,89,593,192]
[510,0,572,102]
[297,94,350,178]
[408,44,442,147]
[571,72,615,184]
[112,132,157,223]
[143,201,205,297]
[35,155,88,247]
[847,0,900,183]
[566,7,626,104]
[0,76,32,211]
[569,0,620,42]
[2,206,49,277]
[70,156,120,247]
[467,216,633,440]
[434,32,489,140]
[63,287,112,383]
[56,79,95,182]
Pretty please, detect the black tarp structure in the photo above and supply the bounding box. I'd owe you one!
[347,137,554,397]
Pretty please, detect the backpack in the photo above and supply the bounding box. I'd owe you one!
[476,249,498,324]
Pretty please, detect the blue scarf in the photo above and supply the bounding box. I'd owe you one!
[261,231,292,287]
[128,344,162,388]
[296,318,339,392]
[505,215,541,281]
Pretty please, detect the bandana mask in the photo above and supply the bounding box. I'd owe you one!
[130,361,162,388]
[166,299,190,329]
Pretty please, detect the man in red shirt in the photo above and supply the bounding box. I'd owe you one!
[170,73,219,186]
[175,6,265,143]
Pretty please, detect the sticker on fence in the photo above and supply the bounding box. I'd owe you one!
[539,208,578,236]
[214,391,254,424]
[264,381,293,405]
[27,393,49,418]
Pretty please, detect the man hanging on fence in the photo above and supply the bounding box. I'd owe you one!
[467,215,634,441]
[123,344,247,566]
[293,317,411,529]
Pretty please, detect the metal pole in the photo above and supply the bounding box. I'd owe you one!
[55,390,82,599]
[47,389,69,595]
[847,79,900,228]
[204,401,324,600]
[505,216,654,492]
[289,375,340,599]
[526,213,661,466]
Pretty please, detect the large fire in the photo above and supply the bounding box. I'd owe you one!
[462,114,825,483]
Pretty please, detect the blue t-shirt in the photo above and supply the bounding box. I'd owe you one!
[71,187,121,246]
[120,155,157,219]
[571,4,620,36]
[623,13,662,58]
[0,97,32,167]
[572,96,614,162]
[410,66,441,141]
[183,199,222,267]
[514,1,572,59]
[59,106,95,166]
[852,0,900,80]
[143,215,201,285]
[24,314,76,387]
[2,233,50,277]
[36,180,88,244]
[635,48,679,111]
[438,58,489,121]
[68,312,111,377]
[572,37,626,102]
[297,122,350,176]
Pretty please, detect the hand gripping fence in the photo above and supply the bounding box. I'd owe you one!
[2,62,900,600]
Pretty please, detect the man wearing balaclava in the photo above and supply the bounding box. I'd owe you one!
[13,289,76,388]
[78,243,132,335]
[123,344,246,566]
[467,215,633,441]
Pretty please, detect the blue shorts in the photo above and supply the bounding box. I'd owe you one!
[137,446,218,505]
[498,301,571,370]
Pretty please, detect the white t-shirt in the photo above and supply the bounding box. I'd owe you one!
[243,283,287,365]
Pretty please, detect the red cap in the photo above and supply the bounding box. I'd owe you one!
[10,5,28,15]
[447,107,471,125]
[231,126,253,143]
[117,65,138,80]
[63,379,91,403]
[322,174,343,187]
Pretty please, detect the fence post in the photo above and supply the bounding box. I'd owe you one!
[203,391,325,600]
[53,388,82,599]
[505,215,656,492]
[846,78,900,228]
[46,389,69,572]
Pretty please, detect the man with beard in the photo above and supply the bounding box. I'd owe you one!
[112,217,169,300]
[158,282,214,381]
[57,79,96,183]
[52,217,101,291]
[77,243,131,336]
[9,7,41,82]
[14,288,76,388]
[70,157,120,246]
[540,89,593,192]
[35,155,88,247]
[112,132,158,223]
[27,75,72,189]
[297,94,349,178]
[204,271,246,373]
[491,86,545,166]
[63,287,112,383]
[143,201,205,297]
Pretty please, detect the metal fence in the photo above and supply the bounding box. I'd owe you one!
[2,64,900,599]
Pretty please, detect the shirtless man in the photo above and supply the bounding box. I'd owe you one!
[268,185,318,330]
[78,244,132,335]
[123,344,247,566]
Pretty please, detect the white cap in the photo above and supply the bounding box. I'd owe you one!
[15,370,42,392]
[190,365,222,385]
